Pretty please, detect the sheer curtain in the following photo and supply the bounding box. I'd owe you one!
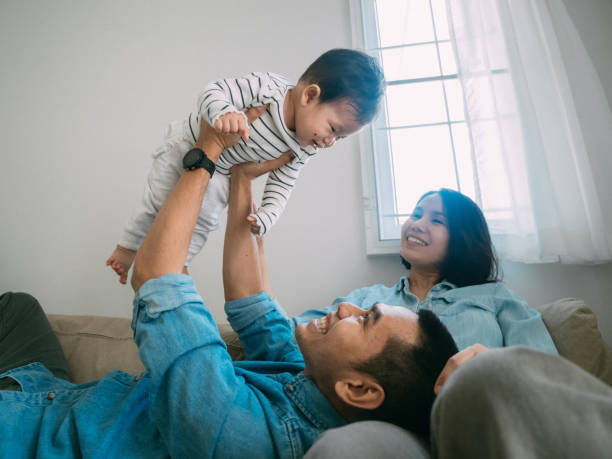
[446,0,612,263]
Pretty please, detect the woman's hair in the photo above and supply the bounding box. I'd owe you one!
[401,188,500,287]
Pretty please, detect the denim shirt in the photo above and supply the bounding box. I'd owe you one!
[294,276,558,354]
[0,274,345,458]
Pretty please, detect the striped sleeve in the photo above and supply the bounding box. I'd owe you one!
[251,156,308,236]
[197,72,268,126]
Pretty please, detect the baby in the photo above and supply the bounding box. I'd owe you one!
[107,48,385,283]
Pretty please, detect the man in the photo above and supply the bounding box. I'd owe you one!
[0,106,457,458]
[305,346,612,459]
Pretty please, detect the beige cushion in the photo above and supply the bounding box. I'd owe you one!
[48,314,244,384]
[535,298,612,386]
[48,314,145,384]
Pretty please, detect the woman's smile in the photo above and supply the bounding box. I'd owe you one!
[405,235,428,247]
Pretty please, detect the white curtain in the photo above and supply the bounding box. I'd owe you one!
[446,0,612,263]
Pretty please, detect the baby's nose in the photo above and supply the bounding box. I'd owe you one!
[323,135,336,147]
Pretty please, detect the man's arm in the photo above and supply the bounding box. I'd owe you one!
[222,158,304,363]
[129,107,288,457]
[223,154,292,301]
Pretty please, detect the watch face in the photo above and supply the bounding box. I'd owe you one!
[182,147,214,176]
[183,149,202,169]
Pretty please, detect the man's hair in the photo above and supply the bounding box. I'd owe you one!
[298,48,385,125]
[401,188,500,287]
[353,309,458,437]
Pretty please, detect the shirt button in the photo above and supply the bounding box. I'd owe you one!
[286,384,294,392]
[46,392,56,400]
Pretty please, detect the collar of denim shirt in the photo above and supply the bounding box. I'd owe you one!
[397,275,456,296]
[283,373,346,431]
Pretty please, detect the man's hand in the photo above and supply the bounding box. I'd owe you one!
[231,152,293,234]
[230,151,293,180]
[196,105,268,160]
[214,112,250,141]
[434,344,489,395]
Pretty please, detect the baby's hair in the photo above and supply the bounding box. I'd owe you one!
[298,48,385,125]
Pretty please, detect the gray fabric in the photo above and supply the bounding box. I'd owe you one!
[431,347,612,459]
[0,292,69,386]
[304,421,431,459]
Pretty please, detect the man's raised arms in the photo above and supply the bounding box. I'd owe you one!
[130,106,269,292]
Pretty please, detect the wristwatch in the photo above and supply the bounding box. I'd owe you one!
[182,148,216,177]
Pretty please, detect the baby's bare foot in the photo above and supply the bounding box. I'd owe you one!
[106,245,136,284]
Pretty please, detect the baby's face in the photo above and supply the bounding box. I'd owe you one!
[294,99,363,149]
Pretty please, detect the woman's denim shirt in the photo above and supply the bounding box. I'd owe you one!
[0,274,345,458]
[294,276,558,353]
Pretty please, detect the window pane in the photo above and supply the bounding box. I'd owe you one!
[386,81,448,126]
[431,0,450,40]
[443,78,465,121]
[376,0,434,47]
[389,125,458,214]
[381,44,441,81]
[438,42,457,75]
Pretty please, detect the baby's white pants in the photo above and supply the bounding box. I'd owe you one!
[118,120,229,264]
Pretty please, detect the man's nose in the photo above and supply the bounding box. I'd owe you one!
[337,302,362,319]
[337,302,351,318]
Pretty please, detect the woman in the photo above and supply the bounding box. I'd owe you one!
[293,188,557,354]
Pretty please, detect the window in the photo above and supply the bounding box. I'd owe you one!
[352,0,475,254]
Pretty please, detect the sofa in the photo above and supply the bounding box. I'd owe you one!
[47,298,612,387]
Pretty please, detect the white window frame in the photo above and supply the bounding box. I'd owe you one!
[350,0,396,255]
[350,0,467,255]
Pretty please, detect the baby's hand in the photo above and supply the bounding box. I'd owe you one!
[214,112,249,141]
[248,202,262,235]
[246,215,262,235]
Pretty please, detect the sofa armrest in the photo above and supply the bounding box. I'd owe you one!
[535,298,612,386]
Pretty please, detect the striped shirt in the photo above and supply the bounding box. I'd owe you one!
[186,72,318,236]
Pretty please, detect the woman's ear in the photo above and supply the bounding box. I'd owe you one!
[334,374,385,410]
[300,84,321,106]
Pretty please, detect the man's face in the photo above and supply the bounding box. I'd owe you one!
[294,97,363,149]
[295,303,420,382]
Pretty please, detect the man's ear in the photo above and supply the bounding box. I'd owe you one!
[334,374,385,410]
[300,84,321,106]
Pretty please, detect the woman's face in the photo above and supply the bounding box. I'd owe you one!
[401,193,450,272]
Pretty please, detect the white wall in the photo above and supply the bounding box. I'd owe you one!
[1,0,611,347]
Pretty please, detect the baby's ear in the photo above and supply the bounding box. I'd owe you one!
[301,84,321,106]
